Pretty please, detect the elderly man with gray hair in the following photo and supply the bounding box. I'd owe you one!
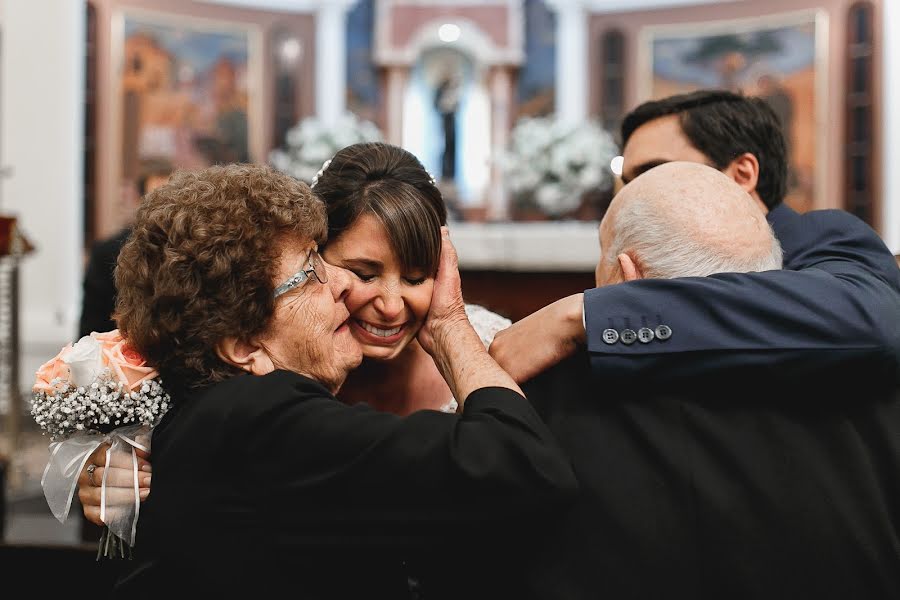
[493,161,900,600]
[595,160,782,285]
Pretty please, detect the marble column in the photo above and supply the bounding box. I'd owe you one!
[384,66,409,146]
[488,66,514,221]
[545,0,588,126]
[315,0,355,126]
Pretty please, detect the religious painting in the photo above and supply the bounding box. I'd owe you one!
[639,10,827,213]
[114,10,262,193]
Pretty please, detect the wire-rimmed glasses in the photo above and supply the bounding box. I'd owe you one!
[273,249,328,298]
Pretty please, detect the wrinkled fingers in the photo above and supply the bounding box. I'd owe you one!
[78,483,150,511]
[81,465,151,488]
[79,486,150,526]
[103,447,152,471]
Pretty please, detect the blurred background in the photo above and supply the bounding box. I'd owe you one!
[0,0,898,550]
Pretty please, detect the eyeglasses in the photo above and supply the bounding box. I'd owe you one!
[273,249,328,298]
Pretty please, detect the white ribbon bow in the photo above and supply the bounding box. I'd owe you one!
[41,424,151,547]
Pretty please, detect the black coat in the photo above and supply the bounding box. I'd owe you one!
[113,371,577,599]
[78,227,131,338]
[520,353,900,600]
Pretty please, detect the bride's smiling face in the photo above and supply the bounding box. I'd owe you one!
[322,213,434,361]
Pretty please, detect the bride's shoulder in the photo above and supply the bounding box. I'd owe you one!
[464,303,512,348]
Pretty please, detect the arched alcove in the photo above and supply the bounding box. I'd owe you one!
[374,2,523,219]
[401,42,491,209]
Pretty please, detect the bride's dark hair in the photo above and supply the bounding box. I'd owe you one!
[312,142,447,276]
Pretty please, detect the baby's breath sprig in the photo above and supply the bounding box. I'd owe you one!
[30,368,170,441]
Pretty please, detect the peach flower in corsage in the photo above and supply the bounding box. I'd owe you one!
[37,330,159,392]
[30,329,170,440]
[91,329,123,343]
[99,333,158,392]
[33,345,72,393]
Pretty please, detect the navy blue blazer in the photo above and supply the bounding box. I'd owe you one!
[583,204,900,379]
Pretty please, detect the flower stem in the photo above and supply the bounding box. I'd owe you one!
[96,526,133,561]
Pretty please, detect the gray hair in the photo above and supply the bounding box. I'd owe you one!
[604,197,783,279]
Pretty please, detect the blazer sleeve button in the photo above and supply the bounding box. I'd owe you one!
[620,328,637,345]
[602,328,620,344]
[654,324,672,340]
[637,327,655,343]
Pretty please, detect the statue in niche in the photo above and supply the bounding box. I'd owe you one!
[434,71,462,181]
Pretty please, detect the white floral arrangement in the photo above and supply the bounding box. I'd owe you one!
[30,329,171,559]
[498,116,619,218]
[269,112,384,184]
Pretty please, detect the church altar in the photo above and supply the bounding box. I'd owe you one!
[450,220,600,272]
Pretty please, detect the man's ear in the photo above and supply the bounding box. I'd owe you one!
[723,152,760,194]
[723,153,768,213]
[617,253,644,282]
[215,337,274,376]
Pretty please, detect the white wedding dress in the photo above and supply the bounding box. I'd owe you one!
[439,303,513,413]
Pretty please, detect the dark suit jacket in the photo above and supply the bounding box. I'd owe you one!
[583,204,900,379]
[521,353,900,600]
[78,227,131,338]
[113,371,577,599]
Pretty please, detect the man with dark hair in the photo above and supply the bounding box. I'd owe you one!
[619,89,786,210]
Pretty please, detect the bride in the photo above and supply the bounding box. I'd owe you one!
[314,141,510,414]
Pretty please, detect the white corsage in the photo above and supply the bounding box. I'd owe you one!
[31,330,171,559]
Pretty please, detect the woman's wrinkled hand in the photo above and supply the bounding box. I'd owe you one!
[418,227,468,355]
[77,443,152,526]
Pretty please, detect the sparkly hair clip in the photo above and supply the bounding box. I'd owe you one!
[427,171,437,186]
[310,158,332,189]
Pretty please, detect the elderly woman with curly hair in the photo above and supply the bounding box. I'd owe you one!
[100,164,576,598]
